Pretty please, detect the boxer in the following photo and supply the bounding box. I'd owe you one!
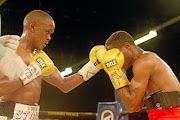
[0,10,106,120]
[98,31,180,119]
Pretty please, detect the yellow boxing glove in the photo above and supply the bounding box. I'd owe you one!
[89,45,107,69]
[29,53,54,76]
[20,52,54,85]
[99,48,129,90]
[78,45,107,81]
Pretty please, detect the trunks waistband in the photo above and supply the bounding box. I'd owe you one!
[0,99,38,105]
[144,90,180,109]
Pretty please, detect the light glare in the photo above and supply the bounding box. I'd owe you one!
[61,67,72,77]
[134,30,157,45]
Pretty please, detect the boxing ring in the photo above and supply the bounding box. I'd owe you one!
[39,101,143,120]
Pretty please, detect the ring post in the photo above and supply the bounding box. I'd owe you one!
[96,101,122,120]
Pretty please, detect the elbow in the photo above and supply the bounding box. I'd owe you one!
[60,87,70,93]
[125,102,143,113]
[126,106,137,113]
[57,80,71,93]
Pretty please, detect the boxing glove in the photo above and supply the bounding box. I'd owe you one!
[20,52,54,85]
[78,45,107,81]
[99,48,129,90]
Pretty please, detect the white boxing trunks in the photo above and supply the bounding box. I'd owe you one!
[0,101,40,120]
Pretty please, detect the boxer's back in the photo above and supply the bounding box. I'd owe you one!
[140,52,180,96]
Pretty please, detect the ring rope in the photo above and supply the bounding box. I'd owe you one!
[39,110,128,119]
[39,107,147,119]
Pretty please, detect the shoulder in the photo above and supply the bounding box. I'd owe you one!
[134,51,157,65]
[133,51,157,73]
[36,50,54,63]
[36,50,48,56]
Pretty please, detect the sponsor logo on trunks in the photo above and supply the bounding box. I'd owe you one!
[36,57,47,68]
[156,103,162,109]
[105,59,117,69]
[101,110,114,120]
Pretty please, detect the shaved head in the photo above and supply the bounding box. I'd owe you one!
[21,10,55,50]
[23,10,54,30]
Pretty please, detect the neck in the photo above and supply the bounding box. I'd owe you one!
[131,45,144,65]
[19,32,35,53]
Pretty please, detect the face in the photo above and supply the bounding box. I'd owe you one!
[106,42,133,70]
[31,19,55,50]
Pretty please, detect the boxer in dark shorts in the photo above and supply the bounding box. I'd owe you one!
[98,30,180,119]
[144,90,180,120]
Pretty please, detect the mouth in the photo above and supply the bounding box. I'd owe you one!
[44,42,49,47]
[43,43,46,47]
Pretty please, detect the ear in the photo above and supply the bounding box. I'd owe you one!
[29,22,36,32]
[123,42,131,50]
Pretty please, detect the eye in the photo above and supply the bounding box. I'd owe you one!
[46,31,50,34]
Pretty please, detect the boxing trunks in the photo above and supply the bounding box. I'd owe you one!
[144,89,180,120]
[0,101,40,120]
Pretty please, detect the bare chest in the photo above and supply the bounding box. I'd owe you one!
[16,48,36,65]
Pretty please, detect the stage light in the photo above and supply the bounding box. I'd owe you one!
[61,67,72,77]
[134,30,157,45]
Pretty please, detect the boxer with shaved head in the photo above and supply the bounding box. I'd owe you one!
[0,10,105,120]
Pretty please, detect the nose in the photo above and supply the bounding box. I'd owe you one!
[47,34,51,41]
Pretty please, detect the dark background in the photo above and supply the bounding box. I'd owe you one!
[0,0,180,119]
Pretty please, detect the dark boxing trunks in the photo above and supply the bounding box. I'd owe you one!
[144,90,180,120]
[147,106,180,120]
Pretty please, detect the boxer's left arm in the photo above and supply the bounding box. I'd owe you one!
[99,49,153,112]
[43,67,84,93]
[117,58,154,112]
[43,45,107,93]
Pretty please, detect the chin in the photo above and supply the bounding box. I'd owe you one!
[36,47,44,50]
[40,47,44,50]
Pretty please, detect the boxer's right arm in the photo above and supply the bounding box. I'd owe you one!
[0,52,54,96]
[20,52,54,85]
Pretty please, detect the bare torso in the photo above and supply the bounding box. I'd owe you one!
[139,52,180,96]
[0,47,43,104]
[118,51,180,112]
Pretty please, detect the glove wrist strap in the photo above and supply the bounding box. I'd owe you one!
[78,61,100,81]
[20,63,42,85]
